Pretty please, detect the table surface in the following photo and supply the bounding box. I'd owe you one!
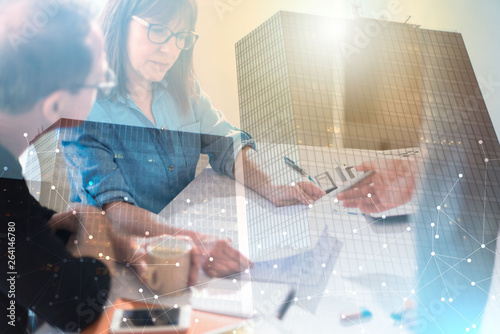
[37,145,500,333]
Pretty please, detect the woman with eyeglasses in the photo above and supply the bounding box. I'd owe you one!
[63,0,325,278]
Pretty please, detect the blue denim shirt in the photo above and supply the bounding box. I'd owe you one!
[62,83,255,214]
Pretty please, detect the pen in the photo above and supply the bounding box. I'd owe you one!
[284,157,316,184]
[277,289,296,320]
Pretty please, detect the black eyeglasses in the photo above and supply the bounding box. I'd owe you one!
[71,68,117,98]
[132,15,199,50]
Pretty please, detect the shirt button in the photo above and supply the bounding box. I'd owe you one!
[169,165,174,171]
[161,126,166,131]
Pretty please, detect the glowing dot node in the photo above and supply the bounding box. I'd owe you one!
[458,174,463,178]
[283,231,287,236]
[138,288,143,293]
[449,298,453,302]
[186,199,191,203]
[195,319,199,323]
[353,229,357,233]
[367,193,372,198]
[471,282,475,286]
[260,290,264,295]
[145,231,150,236]
[105,256,110,260]
[273,264,278,269]
[220,228,225,232]
[221,209,226,214]
[88,235,93,240]
[481,244,486,248]
[209,257,213,262]
[101,211,105,215]
[403,297,407,302]
[467,258,472,263]
[472,324,476,328]
[244,269,249,274]
[435,235,439,239]
[436,206,441,210]
[154,295,158,299]
[341,314,346,319]
[441,297,445,301]
[55,149,60,153]
[51,186,56,190]
[334,198,339,203]
[175,262,180,267]
[308,204,313,208]
[73,240,78,245]
[383,244,387,248]
[122,318,127,322]
[359,266,363,271]
[407,227,411,231]
[382,282,386,287]
[478,140,483,144]
[73,211,77,215]
[174,304,178,308]
[290,182,296,187]
[294,297,298,302]
[23,133,28,137]
[382,215,386,219]
[322,263,326,268]
[431,252,435,256]
[430,223,435,227]
[411,289,415,294]
[307,296,311,300]
[188,222,192,226]
[232,279,237,283]
[124,197,128,201]
[98,253,103,257]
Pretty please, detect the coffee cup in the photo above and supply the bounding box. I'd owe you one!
[144,235,192,296]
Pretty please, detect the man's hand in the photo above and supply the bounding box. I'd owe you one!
[64,204,117,274]
[265,181,326,207]
[47,210,79,233]
[337,159,416,214]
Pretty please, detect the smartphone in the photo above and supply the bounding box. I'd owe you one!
[110,306,192,333]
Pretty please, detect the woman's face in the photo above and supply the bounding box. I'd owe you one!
[127,15,185,86]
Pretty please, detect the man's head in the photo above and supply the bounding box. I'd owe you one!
[0,0,105,122]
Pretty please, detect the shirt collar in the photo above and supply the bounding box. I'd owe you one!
[113,80,169,106]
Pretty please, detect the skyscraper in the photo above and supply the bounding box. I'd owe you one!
[236,11,500,333]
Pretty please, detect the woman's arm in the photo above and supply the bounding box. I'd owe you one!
[102,201,252,277]
[233,146,326,206]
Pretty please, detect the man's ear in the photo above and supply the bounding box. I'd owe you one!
[41,90,65,123]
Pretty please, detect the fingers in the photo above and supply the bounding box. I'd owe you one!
[273,183,326,207]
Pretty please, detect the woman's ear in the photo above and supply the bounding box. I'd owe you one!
[41,90,65,123]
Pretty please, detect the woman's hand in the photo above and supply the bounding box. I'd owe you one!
[185,232,252,278]
[337,159,416,214]
[265,182,326,207]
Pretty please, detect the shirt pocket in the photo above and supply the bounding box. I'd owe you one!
[177,121,202,171]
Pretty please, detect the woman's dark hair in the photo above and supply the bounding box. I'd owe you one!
[100,0,198,113]
[0,0,93,114]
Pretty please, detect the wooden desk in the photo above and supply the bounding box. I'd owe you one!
[83,298,245,334]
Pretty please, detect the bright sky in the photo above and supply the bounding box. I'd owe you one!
[90,0,500,141]
[194,0,500,141]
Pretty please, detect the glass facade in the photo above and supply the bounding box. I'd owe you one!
[237,11,500,332]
